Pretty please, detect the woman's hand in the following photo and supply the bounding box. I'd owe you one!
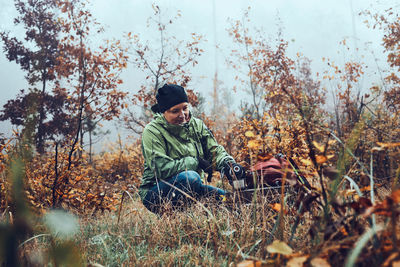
[197,157,213,182]
[222,162,245,183]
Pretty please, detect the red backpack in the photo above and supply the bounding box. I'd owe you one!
[246,156,299,188]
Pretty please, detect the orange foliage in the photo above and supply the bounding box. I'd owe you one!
[25,150,117,214]
[93,139,144,187]
[0,140,12,210]
[1,139,143,215]
[54,0,129,151]
[231,113,312,171]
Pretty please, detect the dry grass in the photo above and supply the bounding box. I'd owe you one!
[5,179,400,266]
[72,192,297,266]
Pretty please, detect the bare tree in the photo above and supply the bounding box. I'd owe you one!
[123,5,204,134]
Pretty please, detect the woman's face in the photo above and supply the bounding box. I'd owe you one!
[163,102,190,125]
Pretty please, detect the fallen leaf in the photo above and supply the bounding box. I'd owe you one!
[287,256,308,267]
[245,131,255,138]
[300,158,313,166]
[328,139,336,145]
[269,203,287,214]
[316,155,327,164]
[237,260,262,267]
[313,141,325,153]
[266,240,293,255]
[316,155,334,164]
[377,142,400,148]
[310,257,331,267]
[360,185,371,192]
[345,189,356,197]
[248,140,259,149]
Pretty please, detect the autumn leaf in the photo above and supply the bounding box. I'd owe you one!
[287,256,308,267]
[315,154,334,164]
[376,142,400,148]
[237,260,263,267]
[270,203,281,212]
[245,131,255,137]
[371,146,384,152]
[328,139,336,146]
[315,155,327,164]
[345,189,357,197]
[359,185,371,192]
[266,240,293,255]
[310,257,331,267]
[312,141,325,153]
[269,203,288,214]
[248,140,259,149]
[300,158,313,166]
[339,226,348,237]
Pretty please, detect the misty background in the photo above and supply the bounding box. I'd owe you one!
[0,0,396,151]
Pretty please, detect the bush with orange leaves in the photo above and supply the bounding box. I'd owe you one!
[225,112,314,174]
[93,139,144,187]
[25,151,116,214]
[1,139,143,215]
[0,140,12,211]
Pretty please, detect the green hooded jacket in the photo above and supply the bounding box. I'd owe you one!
[138,113,234,200]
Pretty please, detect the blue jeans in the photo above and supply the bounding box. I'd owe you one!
[142,171,226,214]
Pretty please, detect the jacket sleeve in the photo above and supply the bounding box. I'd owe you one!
[142,126,198,180]
[198,121,234,170]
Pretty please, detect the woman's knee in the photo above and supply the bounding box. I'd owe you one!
[171,171,204,194]
[175,170,202,183]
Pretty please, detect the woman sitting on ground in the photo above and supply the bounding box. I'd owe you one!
[138,84,243,214]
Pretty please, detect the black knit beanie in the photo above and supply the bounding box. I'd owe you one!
[151,84,188,113]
